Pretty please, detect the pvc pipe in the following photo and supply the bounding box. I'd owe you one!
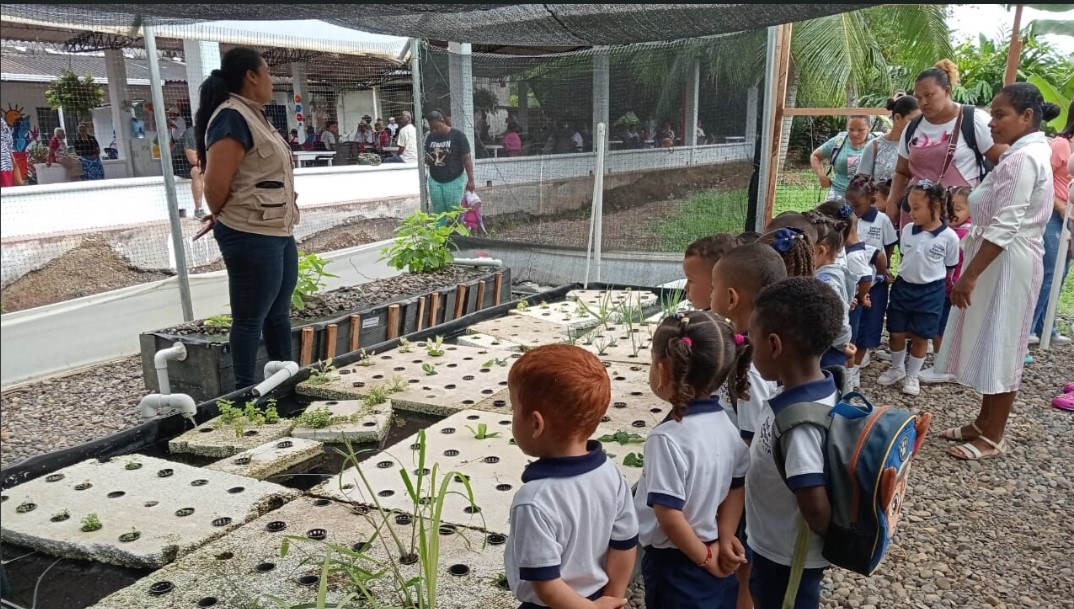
[152,342,187,395]
[584,122,608,288]
[452,257,503,267]
[252,361,300,397]
[1040,201,1072,351]
[138,392,197,421]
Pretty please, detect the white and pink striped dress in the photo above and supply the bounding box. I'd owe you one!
[935,131,1054,395]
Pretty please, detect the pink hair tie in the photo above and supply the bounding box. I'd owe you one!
[734,334,746,346]
[681,337,693,348]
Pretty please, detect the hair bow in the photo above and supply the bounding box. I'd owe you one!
[733,333,746,346]
[839,204,854,219]
[680,337,693,348]
[771,228,798,253]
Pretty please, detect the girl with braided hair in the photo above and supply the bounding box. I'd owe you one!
[760,221,814,277]
[633,310,752,609]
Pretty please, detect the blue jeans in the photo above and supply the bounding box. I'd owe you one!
[1031,210,1071,337]
[748,548,825,609]
[214,220,298,390]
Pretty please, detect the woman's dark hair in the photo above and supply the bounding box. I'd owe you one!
[886,94,919,118]
[754,277,844,358]
[650,311,750,422]
[194,47,264,169]
[1061,99,1074,140]
[998,82,1062,130]
[916,59,960,89]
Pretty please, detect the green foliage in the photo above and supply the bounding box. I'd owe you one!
[293,250,337,310]
[951,31,1074,107]
[425,336,445,357]
[45,69,104,118]
[295,406,335,429]
[1028,74,1071,132]
[623,452,645,467]
[515,300,529,311]
[598,430,645,445]
[465,423,500,440]
[482,357,509,368]
[421,363,438,376]
[614,111,640,129]
[380,209,470,274]
[473,87,500,115]
[80,512,102,532]
[398,337,413,353]
[308,360,336,386]
[357,348,375,367]
[659,289,686,319]
[214,398,280,438]
[361,376,405,408]
[204,314,233,330]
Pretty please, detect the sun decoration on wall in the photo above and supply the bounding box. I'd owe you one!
[4,104,26,128]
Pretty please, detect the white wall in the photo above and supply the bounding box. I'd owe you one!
[338,89,378,137]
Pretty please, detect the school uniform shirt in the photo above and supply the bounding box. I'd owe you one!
[634,398,750,549]
[717,366,779,443]
[746,372,839,569]
[857,206,899,255]
[845,242,875,284]
[505,441,638,605]
[897,223,961,284]
[815,263,856,349]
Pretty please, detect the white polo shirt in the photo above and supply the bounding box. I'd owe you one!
[505,441,638,604]
[897,223,960,284]
[634,398,750,549]
[845,242,875,284]
[718,365,779,443]
[856,207,898,253]
[746,372,837,569]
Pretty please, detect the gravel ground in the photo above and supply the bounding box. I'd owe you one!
[1,322,1072,609]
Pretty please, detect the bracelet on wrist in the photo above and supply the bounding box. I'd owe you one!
[697,543,713,567]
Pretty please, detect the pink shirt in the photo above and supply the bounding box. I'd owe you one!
[947,220,973,293]
[503,131,522,156]
[1052,136,1071,204]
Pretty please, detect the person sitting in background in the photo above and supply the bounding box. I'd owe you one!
[288,128,300,148]
[503,123,522,157]
[355,121,375,152]
[373,121,391,152]
[47,128,82,181]
[386,116,399,139]
[319,121,339,151]
[73,123,104,181]
[302,125,315,150]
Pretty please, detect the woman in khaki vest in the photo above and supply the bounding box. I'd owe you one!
[194,48,300,390]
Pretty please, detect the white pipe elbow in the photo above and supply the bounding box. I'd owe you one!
[139,392,197,421]
[152,342,187,395]
[252,361,299,397]
[453,257,503,267]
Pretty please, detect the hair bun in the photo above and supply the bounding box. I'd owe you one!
[933,59,960,88]
[1041,102,1061,123]
[885,98,897,112]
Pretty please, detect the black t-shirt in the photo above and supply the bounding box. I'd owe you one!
[423,128,470,183]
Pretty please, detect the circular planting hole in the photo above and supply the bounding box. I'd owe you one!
[448,564,470,577]
[399,553,419,565]
[466,415,480,420]
[631,366,643,371]
[464,505,482,514]
[409,443,422,450]
[352,540,371,553]
[484,456,500,464]
[326,400,339,405]
[480,368,491,373]
[378,490,395,497]
[381,355,392,360]
[487,533,508,545]
[46,473,65,482]
[614,376,626,381]
[462,400,475,405]
[351,505,370,516]
[212,517,233,527]
[306,528,327,541]
[175,507,195,518]
[313,498,332,507]
[509,439,517,445]
[499,381,508,386]
[445,383,457,390]
[631,391,645,397]
[227,487,245,495]
[352,382,364,388]
[462,375,475,381]
[276,441,293,449]
[454,473,470,483]
[414,468,431,476]
[603,361,612,367]
[243,430,258,437]
[297,575,320,587]
[148,581,174,596]
[341,483,355,491]
[144,501,159,508]
[447,364,458,369]
[107,491,126,499]
[265,521,287,532]
[418,496,434,505]
[632,421,646,428]
[197,597,218,607]
[255,562,276,573]
[613,402,627,409]
[376,460,394,469]
[499,420,510,426]
[16,502,36,513]
[372,374,384,379]
[363,422,377,427]
[409,379,419,384]
[441,427,456,435]
[215,552,234,560]
[125,462,143,470]
[119,531,141,543]
[444,449,459,457]
[601,416,611,423]
[198,428,214,433]
[51,512,70,522]
[0,496,7,503]
[650,407,662,413]
[232,456,252,466]
[439,525,456,536]
[190,479,209,487]
[496,484,513,492]
[482,389,494,395]
[75,482,93,490]
[157,469,173,478]
[493,400,506,408]
[395,514,413,525]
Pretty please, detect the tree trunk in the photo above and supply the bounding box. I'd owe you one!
[777,60,799,177]
[846,82,857,108]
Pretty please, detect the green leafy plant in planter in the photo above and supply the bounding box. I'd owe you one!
[598,430,645,445]
[465,422,500,440]
[204,314,233,330]
[80,513,102,532]
[45,69,104,122]
[380,209,470,273]
[425,336,446,357]
[307,360,336,386]
[623,452,644,467]
[293,250,337,310]
[214,398,281,438]
[398,337,413,353]
[421,363,438,376]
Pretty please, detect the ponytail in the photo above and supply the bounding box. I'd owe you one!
[194,47,264,170]
[726,334,753,412]
[761,227,814,277]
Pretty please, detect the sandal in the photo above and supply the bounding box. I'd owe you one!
[940,421,981,442]
[1053,393,1074,412]
[949,436,1008,461]
[1064,382,1074,394]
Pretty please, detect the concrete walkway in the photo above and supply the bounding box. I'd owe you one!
[0,240,399,388]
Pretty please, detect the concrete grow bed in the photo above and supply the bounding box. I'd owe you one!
[138,267,511,402]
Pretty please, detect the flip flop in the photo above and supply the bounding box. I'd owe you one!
[1052,393,1074,412]
[1064,382,1074,394]
[949,436,1008,461]
[940,421,981,442]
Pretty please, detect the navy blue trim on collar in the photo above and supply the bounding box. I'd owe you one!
[860,207,879,223]
[767,371,837,415]
[521,440,606,482]
[661,397,725,423]
[845,242,867,254]
[911,222,948,237]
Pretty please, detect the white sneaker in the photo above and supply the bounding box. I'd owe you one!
[846,366,861,391]
[1052,334,1072,346]
[902,376,921,396]
[878,367,907,386]
[860,351,872,368]
[1028,334,1040,345]
[874,349,892,362]
[918,367,957,384]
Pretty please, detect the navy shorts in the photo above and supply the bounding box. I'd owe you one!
[643,545,738,609]
[887,277,946,339]
[821,347,848,368]
[857,280,889,349]
[937,295,953,337]
[748,548,826,609]
[848,300,864,346]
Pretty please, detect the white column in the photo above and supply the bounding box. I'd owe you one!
[291,62,309,135]
[448,42,475,154]
[104,49,134,177]
[517,79,530,133]
[592,48,609,148]
[684,58,700,146]
[182,39,220,117]
[746,85,759,141]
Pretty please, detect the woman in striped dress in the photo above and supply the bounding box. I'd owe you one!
[935,83,1060,460]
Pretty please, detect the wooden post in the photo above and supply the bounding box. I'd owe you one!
[416,296,427,331]
[429,292,441,327]
[763,22,793,226]
[493,272,504,305]
[1004,5,1024,86]
[387,304,401,340]
[476,280,487,311]
[299,326,315,366]
[454,284,467,319]
[348,314,361,352]
[325,323,338,359]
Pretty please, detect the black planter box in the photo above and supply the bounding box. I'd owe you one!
[139,267,510,402]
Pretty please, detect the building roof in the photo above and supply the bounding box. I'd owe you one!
[1,44,188,85]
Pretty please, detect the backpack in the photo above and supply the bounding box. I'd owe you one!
[904,104,994,182]
[772,367,932,578]
[825,133,847,176]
